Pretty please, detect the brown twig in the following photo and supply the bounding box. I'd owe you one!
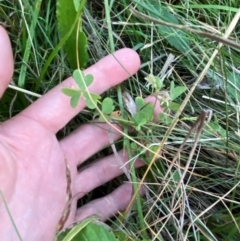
[56,158,72,235]
[170,110,212,210]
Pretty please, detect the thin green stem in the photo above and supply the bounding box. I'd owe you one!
[125,137,148,239]
[0,190,23,241]
[104,0,114,52]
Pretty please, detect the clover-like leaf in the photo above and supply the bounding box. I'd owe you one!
[99,113,111,122]
[132,112,147,131]
[61,88,80,97]
[102,97,115,114]
[159,112,173,125]
[135,97,145,110]
[73,70,94,90]
[70,92,81,108]
[140,104,154,121]
[83,92,101,109]
[170,86,187,100]
[170,81,186,100]
[168,101,180,111]
[130,142,138,150]
[131,103,154,130]
[84,74,94,86]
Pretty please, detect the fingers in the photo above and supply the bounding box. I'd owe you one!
[60,95,163,168]
[73,150,144,199]
[18,48,140,133]
[60,122,122,168]
[74,183,143,222]
[0,26,14,97]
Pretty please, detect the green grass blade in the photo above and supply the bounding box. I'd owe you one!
[34,0,87,92]
[18,0,42,87]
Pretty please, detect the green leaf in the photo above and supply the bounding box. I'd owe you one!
[83,92,101,109]
[73,70,94,90]
[130,142,138,150]
[114,231,153,241]
[59,219,120,241]
[135,97,145,110]
[156,10,190,53]
[99,113,111,122]
[133,112,147,130]
[132,103,154,130]
[81,222,120,241]
[73,0,80,11]
[61,88,80,97]
[170,86,187,100]
[70,93,81,108]
[159,113,173,125]
[135,1,190,53]
[57,0,88,69]
[84,74,94,86]
[57,216,98,240]
[140,104,154,121]
[102,97,115,114]
[168,101,180,111]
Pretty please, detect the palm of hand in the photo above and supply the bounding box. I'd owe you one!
[1,117,69,240]
[2,114,122,240]
[0,26,162,241]
[0,26,144,241]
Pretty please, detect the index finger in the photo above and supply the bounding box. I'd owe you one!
[16,48,140,133]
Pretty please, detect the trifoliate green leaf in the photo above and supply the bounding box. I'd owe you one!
[102,97,115,114]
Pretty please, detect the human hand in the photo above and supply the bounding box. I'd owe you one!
[0,26,162,241]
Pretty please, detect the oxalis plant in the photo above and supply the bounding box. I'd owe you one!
[59,68,188,241]
[59,69,187,241]
[62,70,187,132]
[57,0,188,239]
[61,69,188,157]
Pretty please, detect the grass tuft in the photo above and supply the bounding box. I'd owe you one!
[1,0,240,240]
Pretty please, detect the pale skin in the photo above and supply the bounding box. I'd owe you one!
[0,26,162,240]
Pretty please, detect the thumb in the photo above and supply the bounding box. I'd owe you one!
[0,26,14,98]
